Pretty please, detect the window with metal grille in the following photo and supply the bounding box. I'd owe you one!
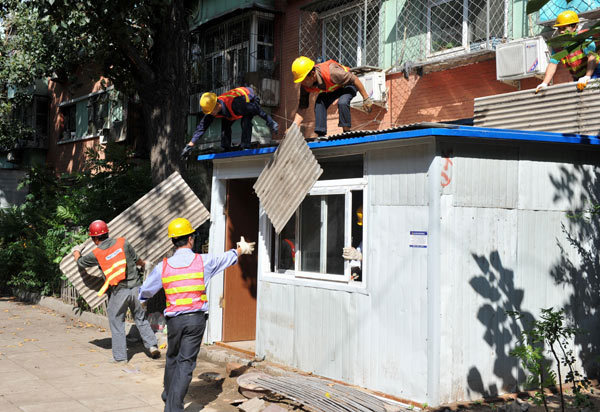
[190,11,275,95]
[299,0,381,68]
[426,0,507,56]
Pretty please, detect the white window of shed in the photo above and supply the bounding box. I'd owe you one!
[271,183,364,283]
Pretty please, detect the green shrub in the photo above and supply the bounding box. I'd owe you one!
[0,142,152,295]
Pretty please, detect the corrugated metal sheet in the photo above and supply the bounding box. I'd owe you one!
[59,172,210,309]
[253,123,323,234]
[474,82,600,135]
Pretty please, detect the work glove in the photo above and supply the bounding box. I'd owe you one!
[180,145,193,160]
[362,97,373,113]
[342,247,362,261]
[269,121,279,135]
[71,244,83,254]
[577,75,591,91]
[535,83,548,93]
[237,236,256,255]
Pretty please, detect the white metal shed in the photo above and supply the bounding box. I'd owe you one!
[197,124,600,406]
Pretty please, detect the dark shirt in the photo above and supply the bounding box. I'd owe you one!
[77,237,142,289]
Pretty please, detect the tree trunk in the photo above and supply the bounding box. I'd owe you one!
[138,1,189,184]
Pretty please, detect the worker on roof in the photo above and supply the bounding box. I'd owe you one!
[72,220,159,363]
[290,56,373,138]
[138,217,255,412]
[535,10,600,93]
[181,86,278,158]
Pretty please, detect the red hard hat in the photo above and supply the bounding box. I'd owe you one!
[89,220,109,237]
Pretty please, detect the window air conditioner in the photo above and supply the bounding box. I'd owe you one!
[350,70,387,110]
[496,36,549,81]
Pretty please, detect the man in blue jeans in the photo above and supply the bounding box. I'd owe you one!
[181,86,278,157]
[139,218,255,412]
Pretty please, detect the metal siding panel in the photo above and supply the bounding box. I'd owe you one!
[519,147,600,211]
[474,82,600,135]
[452,144,519,209]
[367,204,429,401]
[439,206,518,403]
[256,281,295,363]
[254,124,323,233]
[368,144,431,206]
[59,172,210,309]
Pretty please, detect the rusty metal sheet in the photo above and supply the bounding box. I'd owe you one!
[59,171,210,309]
[474,81,600,135]
[253,123,323,234]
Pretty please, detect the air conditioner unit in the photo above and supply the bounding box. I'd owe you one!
[496,36,549,81]
[350,70,387,110]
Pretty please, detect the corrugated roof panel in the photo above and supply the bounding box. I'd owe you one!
[59,172,210,309]
[253,123,323,234]
[474,82,600,135]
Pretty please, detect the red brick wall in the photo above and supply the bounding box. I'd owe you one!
[46,75,107,174]
[274,0,576,137]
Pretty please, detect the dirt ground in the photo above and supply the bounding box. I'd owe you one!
[431,382,600,412]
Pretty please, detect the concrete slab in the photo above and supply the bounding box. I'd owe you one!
[18,400,93,412]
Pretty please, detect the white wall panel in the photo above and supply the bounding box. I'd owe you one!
[368,143,432,206]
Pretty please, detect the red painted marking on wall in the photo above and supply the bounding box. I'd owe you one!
[441,151,453,187]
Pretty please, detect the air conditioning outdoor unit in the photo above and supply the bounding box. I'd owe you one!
[350,70,387,111]
[496,36,549,81]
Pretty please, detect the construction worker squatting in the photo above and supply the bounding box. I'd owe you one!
[291,56,373,137]
[181,86,278,158]
[72,220,159,363]
[138,217,255,412]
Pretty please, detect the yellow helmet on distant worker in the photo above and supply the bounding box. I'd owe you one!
[292,56,315,83]
[554,10,579,27]
[168,218,195,238]
[200,92,217,114]
[356,205,363,226]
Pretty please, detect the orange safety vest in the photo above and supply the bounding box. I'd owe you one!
[161,254,207,315]
[215,87,252,121]
[302,60,350,94]
[92,237,127,297]
[554,30,600,79]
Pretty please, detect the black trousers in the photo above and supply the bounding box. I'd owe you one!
[162,311,207,412]
[314,85,357,136]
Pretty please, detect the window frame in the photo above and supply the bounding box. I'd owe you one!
[271,177,366,283]
[426,0,507,58]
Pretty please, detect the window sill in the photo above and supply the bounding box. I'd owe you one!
[261,272,369,295]
[57,134,100,145]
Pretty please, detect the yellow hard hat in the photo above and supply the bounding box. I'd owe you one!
[292,56,315,83]
[168,218,195,238]
[200,92,217,114]
[356,206,363,226]
[554,10,579,27]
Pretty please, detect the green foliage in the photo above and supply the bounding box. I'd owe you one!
[0,143,151,295]
[508,308,592,412]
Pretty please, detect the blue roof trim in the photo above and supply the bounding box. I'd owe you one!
[195,126,600,161]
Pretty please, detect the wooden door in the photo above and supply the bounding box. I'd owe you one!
[222,179,258,342]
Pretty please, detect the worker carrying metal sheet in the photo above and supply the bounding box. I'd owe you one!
[536,10,600,93]
[181,86,279,158]
[290,56,373,137]
[138,217,255,412]
[72,220,160,363]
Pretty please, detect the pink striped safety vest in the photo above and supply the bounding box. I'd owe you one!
[161,254,207,315]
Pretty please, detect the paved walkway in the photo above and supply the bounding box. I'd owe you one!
[0,296,242,412]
